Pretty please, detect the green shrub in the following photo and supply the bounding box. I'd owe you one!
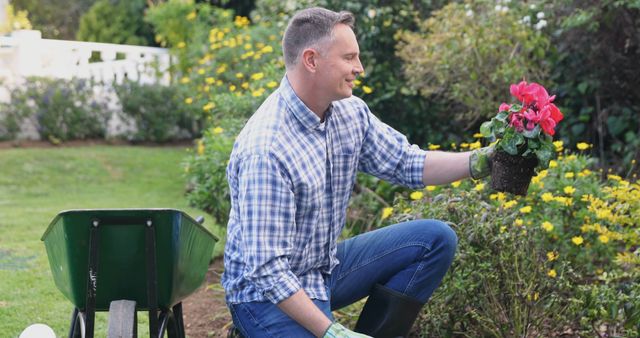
[146,1,283,123]
[380,146,639,336]
[77,0,155,46]
[1,77,109,142]
[183,122,240,226]
[396,0,551,125]
[115,81,197,142]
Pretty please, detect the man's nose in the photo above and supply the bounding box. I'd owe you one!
[353,58,365,76]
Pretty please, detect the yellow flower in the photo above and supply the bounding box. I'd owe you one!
[547,269,557,278]
[180,76,190,84]
[503,200,518,209]
[537,170,548,178]
[571,236,584,245]
[186,11,197,21]
[473,133,483,138]
[490,192,506,201]
[266,81,278,88]
[547,251,558,261]
[468,141,481,150]
[197,140,205,155]
[250,72,264,81]
[229,85,236,92]
[354,79,362,86]
[410,191,424,200]
[500,226,507,233]
[381,207,393,220]
[428,144,441,150]
[451,181,461,188]
[177,41,186,49]
[205,77,215,84]
[236,72,244,79]
[553,140,563,152]
[426,186,436,191]
[598,234,610,243]
[563,186,576,195]
[474,183,485,191]
[607,174,622,181]
[541,221,554,232]
[202,102,215,111]
[565,172,575,179]
[362,86,373,94]
[197,69,206,75]
[241,82,249,89]
[252,88,266,97]
[577,142,589,150]
[460,142,469,149]
[261,45,274,53]
[184,97,193,105]
[541,192,554,202]
[519,206,532,214]
[514,218,524,226]
[549,160,558,168]
[212,127,224,134]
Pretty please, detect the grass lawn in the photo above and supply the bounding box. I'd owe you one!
[0,146,226,337]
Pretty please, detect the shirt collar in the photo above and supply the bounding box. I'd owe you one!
[279,75,333,131]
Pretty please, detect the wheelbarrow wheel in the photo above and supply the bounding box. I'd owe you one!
[107,300,137,338]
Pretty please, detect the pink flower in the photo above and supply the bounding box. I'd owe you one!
[509,112,524,132]
[510,81,555,109]
[499,103,511,112]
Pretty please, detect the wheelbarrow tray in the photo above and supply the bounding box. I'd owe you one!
[41,209,218,311]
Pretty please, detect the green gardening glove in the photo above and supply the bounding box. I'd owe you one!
[469,145,495,180]
[322,322,372,338]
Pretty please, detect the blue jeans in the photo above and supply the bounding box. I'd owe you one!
[228,219,457,337]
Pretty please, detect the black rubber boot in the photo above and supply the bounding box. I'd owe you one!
[354,284,424,338]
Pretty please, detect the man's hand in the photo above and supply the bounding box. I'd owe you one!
[469,145,495,179]
[322,322,372,338]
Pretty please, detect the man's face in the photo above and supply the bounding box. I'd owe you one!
[315,24,364,101]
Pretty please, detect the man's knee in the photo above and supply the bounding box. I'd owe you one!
[414,219,458,257]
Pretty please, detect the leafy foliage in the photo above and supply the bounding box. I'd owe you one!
[115,81,198,142]
[381,150,640,336]
[11,0,97,39]
[77,0,155,46]
[0,77,109,142]
[396,0,551,126]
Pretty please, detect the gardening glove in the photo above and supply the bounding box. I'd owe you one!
[323,322,372,338]
[469,145,495,180]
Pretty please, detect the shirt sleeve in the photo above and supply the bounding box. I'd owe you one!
[236,154,302,303]
[358,108,427,189]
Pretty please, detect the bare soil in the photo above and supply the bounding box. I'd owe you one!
[182,258,232,338]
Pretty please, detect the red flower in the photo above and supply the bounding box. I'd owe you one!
[510,81,555,109]
[499,103,512,112]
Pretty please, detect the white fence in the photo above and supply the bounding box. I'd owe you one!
[0,30,173,139]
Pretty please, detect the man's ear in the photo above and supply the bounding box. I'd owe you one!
[301,48,319,73]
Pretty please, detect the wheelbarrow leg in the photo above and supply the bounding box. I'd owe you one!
[84,221,101,338]
[172,303,185,338]
[145,220,160,338]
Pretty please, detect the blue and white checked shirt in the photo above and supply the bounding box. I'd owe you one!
[222,76,427,304]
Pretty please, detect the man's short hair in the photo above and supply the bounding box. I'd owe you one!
[282,7,355,69]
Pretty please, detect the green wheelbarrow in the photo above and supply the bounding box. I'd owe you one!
[41,209,219,338]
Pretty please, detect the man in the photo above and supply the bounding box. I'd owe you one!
[222,7,492,338]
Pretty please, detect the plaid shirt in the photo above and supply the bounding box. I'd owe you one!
[222,76,427,304]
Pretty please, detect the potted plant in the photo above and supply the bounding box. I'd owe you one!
[480,81,564,195]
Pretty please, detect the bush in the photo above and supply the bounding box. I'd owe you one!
[548,0,640,174]
[77,0,155,46]
[396,0,551,125]
[183,122,240,226]
[0,77,109,142]
[380,146,639,336]
[146,1,284,122]
[115,81,198,142]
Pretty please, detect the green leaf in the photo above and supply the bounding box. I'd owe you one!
[480,121,493,138]
[522,125,541,139]
[495,111,509,122]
